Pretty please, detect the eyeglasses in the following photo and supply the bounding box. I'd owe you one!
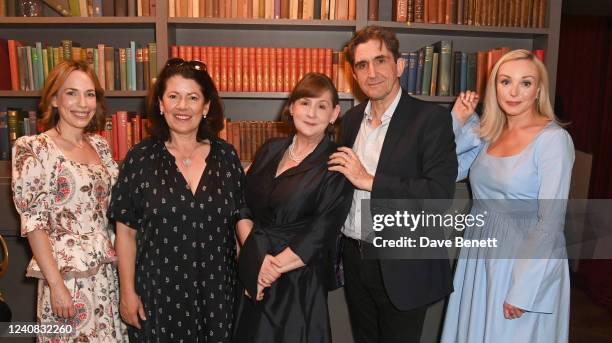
[165,58,207,72]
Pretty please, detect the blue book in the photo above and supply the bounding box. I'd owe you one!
[407,52,418,95]
[0,110,8,160]
[460,52,468,93]
[415,48,425,96]
[399,53,410,92]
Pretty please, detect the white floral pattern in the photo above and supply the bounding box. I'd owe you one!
[12,133,127,342]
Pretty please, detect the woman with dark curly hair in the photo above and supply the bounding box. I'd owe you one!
[109,59,247,342]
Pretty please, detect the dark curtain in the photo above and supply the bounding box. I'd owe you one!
[557,14,612,310]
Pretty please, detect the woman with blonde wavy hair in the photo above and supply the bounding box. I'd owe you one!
[440,49,573,342]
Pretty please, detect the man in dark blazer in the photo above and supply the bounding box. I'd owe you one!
[329,26,458,343]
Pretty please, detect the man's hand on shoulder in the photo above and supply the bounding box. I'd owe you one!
[328,147,374,192]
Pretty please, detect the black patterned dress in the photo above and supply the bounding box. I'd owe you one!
[109,138,245,342]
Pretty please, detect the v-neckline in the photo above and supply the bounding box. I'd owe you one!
[163,141,213,197]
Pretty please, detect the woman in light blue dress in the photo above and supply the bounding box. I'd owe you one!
[441,49,574,343]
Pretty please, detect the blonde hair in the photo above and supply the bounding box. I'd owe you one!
[39,60,106,133]
[480,49,559,142]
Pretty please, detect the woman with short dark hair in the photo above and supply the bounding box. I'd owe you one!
[109,58,246,342]
[233,72,351,343]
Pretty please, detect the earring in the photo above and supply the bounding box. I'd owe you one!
[203,112,207,118]
[160,110,164,116]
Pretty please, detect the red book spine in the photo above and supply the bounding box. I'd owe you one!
[283,48,290,92]
[171,45,179,58]
[263,47,270,92]
[133,114,142,144]
[220,46,228,91]
[7,40,21,91]
[234,47,242,92]
[213,46,221,89]
[126,121,133,150]
[255,47,263,92]
[242,47,250,92]
[318,48,325,76]
[227,46,235,92]
[269,46,276,92]
[304,47,312,74]
[276,48,284,92]
[179,45,187,60]
[249,47,257,92]
[325,48,332,78]
[185,45,193,61]
[297,48,305,82]
[112,114,119,160]
[290,48,298,91]
[117,111,129,160]
[200,46,207,64]
[311,48,319,73]
[192,45,201,61]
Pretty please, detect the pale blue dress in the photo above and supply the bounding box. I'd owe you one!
[440,112,574,343]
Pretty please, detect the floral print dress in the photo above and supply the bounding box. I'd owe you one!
[12,133,128,342]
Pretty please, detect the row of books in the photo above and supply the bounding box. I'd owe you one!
[171,45,354,93]
[0,39,158,92]
[381,0,547,28]
[399,41,544,97]
[0,108,38,160]
[100,111,149,160]
[219,119,289,162]
[168,0,355,20]
[0,0,156,16]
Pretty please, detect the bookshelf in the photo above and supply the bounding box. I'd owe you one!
[0,0,564,333]
[0,0,563,117]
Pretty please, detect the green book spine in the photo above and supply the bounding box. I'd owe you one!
[421,45,433,96]
[68,0,80,16]
[31,48,40,91]
[35,42,44,90]
[148,42,157,86]
[7,109,20,146]
[120,48,127,91]
[42,48,49,81]
[130,41,136,91]
[126,48,133,91]
[433,40,452,96]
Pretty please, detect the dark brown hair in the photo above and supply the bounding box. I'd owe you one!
[281,72,340,134]
[344,25,401,66]
[39,60,106,133]
[146,60,224,142]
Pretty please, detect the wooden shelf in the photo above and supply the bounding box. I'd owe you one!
[168,18,356,30]
[0,90,148,97]
[412,95,456,103]
[0,16,156,27]
[369,21,551,38]
[220,91,354,99]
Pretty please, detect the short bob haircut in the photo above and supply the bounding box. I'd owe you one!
[39,60,106,133]
[344,25,401,67]
[480,49,560,142]
[146,59,224,142]
[281,72,340,135]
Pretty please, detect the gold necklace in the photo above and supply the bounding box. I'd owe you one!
[54,127,85,149]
